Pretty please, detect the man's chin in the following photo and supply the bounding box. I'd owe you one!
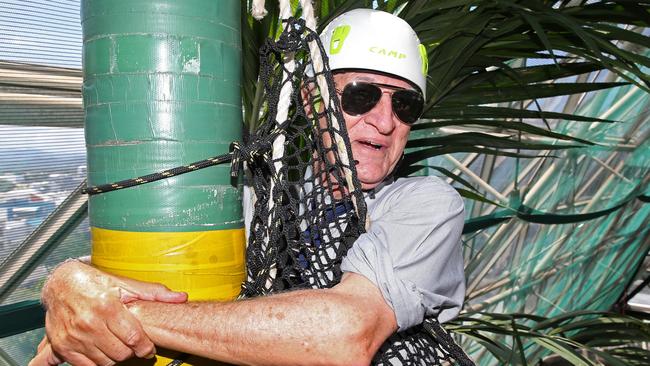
[361,182,377,191]
[356,171,385,190]
[359,179,382,191]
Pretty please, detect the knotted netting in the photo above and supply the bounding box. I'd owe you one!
[239,15,367,294]
[239,4,475,364]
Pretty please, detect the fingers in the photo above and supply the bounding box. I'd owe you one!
[152,286,188,303]
[37,336,48,353]
[152,284,188,303]
[106,312,156,359]
[59,349,112,366]
[33,344,118,366]
[118,278,187,304]
[29,342,62,366]
[48,328,129,366]
[45,305,135,365]
[90,324,137,363]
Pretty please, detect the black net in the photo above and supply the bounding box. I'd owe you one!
[239,16,367,294]
[239,17,475,366]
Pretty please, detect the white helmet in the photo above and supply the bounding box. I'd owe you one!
[320,9,428,97]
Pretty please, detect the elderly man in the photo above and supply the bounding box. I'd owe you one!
[31,9,465,366]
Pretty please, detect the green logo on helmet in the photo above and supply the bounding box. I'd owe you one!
[418,44,428,76]
[330,25,351,55]
[369,47,407,59]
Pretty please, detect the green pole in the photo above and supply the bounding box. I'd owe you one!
[82,1,245,364]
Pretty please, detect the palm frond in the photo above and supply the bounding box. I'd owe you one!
[449,311,650,365]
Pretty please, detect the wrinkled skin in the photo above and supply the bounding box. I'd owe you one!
[31,261,186,366]
[333,72,413,190]
[30,71,413,365]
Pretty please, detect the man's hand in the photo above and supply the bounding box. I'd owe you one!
[36,260,187,365]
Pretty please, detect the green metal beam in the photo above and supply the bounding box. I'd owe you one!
[0,300,44,339]
[0,182,88,303]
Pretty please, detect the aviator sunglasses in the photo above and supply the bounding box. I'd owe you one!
[338,81,424,125]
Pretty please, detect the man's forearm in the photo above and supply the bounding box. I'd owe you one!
[129,275,396,366]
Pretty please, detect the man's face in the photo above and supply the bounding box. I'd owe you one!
[333,71,414,190]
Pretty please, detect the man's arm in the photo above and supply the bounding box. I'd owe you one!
[34,261,396,366]
[128,272,397,365]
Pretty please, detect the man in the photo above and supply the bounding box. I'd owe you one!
[31,9,465,366]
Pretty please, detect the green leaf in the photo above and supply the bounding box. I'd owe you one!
[424,106,616,123]
[590,23,650,49]
[413,120,595,145]
[520,10,558,63]
[426,166,480,192]
[456,188,504,207]
[462,213,512,234]
[439,82,628,106]
[406,132,584,150]
[530,337,595,366]
[458,331,514,362]
[403,146,546,166]
[457,62,604,90]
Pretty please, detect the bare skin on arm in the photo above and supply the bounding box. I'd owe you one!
[31,261,187,366]
[128,272,396,365]
[31,263,396,366]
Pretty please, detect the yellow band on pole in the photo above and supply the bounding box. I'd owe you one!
[91,227,245,365]
[91,227,246,301]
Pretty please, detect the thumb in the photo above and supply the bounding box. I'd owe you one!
[29,343,62,366]
[152,286,188,303]
[37,336,48,353]
[119,280,188,303]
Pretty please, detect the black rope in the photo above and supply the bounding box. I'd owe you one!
[82,152,232,195]
[82,136,274,196]
[165,353,189,366]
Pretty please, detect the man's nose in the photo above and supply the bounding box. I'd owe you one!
[364,93,396,134]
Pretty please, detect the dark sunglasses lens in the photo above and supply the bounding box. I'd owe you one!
[392,90,424,124]
[341,82,382,116]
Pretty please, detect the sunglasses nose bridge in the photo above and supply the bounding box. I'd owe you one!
[364,92,399,133]
[376,87,421,126]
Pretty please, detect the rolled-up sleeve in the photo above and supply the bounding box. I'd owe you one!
[341,177,465,331]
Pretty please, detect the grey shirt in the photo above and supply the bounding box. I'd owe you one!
[243,175,465,331]
[341,176,465,331]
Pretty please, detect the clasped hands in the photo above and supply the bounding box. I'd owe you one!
[29,260,188,366]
